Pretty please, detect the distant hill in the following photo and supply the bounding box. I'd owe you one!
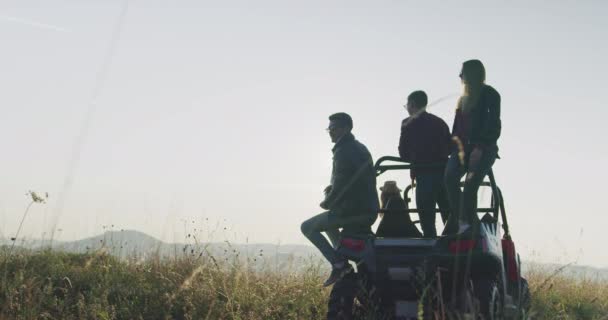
[58,230,166,256]
[0,230,320,263]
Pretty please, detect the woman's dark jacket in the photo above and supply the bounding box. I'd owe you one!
[452,85,501,153]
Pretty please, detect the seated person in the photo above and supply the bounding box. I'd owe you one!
[300,113,379,287]
[376,181,422,238]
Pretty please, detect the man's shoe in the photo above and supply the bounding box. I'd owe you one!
[454,219,481,237]
[323,261,351,287]
[457,220,471,234]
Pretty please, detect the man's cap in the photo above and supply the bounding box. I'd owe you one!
[379,180,402,193]
[328,112,353,130]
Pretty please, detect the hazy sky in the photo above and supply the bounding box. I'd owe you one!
[1,1,607,267]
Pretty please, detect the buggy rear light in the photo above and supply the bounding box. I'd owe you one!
[502,238,519,281]
[448,240,476,253]
[340,238,365,252]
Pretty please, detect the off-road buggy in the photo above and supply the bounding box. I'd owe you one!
[327,156,531,320]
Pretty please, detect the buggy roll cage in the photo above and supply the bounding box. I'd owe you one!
[374,156,511,239]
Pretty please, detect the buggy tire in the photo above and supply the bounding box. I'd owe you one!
[517,277,531,319]
[326,271,383,320]
[327,273,357,320]
[474,277,504,320]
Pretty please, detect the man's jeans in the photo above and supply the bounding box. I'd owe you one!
[444,148,497,226]
[300,211,376,265]
[416,172,450,237]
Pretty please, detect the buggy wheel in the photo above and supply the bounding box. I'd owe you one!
[474,277,504,320]
[327,272,357,320]
[327,270,383,320]
[517,277,531,319]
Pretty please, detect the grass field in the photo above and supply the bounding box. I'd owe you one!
[1,248,607,320]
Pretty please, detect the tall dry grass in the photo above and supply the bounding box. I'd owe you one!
[2,247,608,320]
[0,247,328,320]
[525,264,608,319]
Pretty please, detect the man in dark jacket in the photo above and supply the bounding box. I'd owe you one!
[301,112,379,287]
[399,91,451,237]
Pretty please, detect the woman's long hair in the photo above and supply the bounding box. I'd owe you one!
[457,59,486,114]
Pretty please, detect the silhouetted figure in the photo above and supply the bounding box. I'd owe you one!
[300,113,379,287]
[376,181,422,238]
[444,59,501,235]
[399,91,451,237]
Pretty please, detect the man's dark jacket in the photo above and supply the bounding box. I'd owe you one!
[324,132,379,217]
[398,111,451,177]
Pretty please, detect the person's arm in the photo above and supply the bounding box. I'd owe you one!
[450,110,460,153]
[398,119,411,162]
[440,119,452,159]
[321,149,353,209]
[477,87,502,147]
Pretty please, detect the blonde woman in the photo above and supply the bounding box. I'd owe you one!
[444,59,501,234]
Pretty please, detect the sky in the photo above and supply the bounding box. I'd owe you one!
[1,0,607,267]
